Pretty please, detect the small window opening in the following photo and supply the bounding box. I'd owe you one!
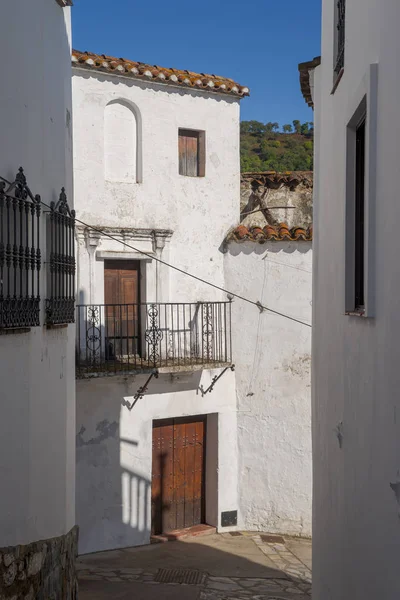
[334,0,346,76]
[178,129,205,177]
[354,116,366,310]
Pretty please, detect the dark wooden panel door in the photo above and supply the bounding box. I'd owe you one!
[151,416,206,535]
[104,260,140,358]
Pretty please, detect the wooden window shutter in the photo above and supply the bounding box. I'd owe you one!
[179,129,205,177]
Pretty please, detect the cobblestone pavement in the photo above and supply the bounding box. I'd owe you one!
[78,532,312,599]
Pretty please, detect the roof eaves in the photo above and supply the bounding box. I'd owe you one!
[298,56,321,108]
[71,50,250,99]
[227,223,313,244]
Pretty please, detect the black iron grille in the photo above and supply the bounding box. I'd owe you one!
[46,188,76,325]
[334,0,346,75]
[0,168,41,329]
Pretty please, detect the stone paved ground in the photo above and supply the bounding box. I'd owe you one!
[78,532,312,599]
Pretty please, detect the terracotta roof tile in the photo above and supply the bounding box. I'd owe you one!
[228,223,313,243]
[72,49,250,98]
[241,171,313,190]
[298,57,321,108]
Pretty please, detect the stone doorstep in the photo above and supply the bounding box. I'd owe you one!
[151,524,216,544]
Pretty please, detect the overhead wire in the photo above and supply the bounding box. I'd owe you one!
[0,174,311,328]
[64,210,312,328]
[46,200,312,328]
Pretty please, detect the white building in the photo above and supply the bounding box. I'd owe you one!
[301,0,400,598]
[72,48,313,556]
[0,1,76,598]
[72,49,248,553]
[224,211,313,538]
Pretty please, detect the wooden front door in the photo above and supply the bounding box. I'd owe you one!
[151,416,206,535]
[104,260,140,358]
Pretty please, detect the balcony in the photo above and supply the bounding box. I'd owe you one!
[76,301,232,377]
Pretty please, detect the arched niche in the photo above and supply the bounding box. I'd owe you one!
[104,99,142,183]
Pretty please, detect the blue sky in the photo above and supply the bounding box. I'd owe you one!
[72,0,321,126]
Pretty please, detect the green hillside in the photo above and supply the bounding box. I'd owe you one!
[240,120,314,172]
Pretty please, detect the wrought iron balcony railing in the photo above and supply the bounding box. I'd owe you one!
[76,301,232,377]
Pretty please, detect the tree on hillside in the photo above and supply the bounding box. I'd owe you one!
[247,121,266,136]
[240,122,252,134]
[301,122,310,135]
[293,120,302,134]
[239,119,314,172]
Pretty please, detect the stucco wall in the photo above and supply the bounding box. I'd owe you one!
[224,240,312,537]
[76,369,238,554]
[72,70,241,303]
[313,1,400,598]
[0,0,75,547]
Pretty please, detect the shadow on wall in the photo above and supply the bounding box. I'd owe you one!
[75,371,203,555]
[76,416,151,554]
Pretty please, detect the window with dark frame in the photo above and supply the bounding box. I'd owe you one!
[334,0,346,77]
[0,168,41,329]
[178,129,205,177]
[45,188,76,326]
[354,116,366,310]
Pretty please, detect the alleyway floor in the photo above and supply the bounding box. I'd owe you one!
[78,532,312,599]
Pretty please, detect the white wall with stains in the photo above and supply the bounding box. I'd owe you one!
[76,369,238,554]
[224,240,312,537]
[0,0,75,547]
[312,1,400,598]
[72,69,241,304]
[72,67,243,554]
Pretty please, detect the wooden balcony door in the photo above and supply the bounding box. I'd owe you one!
[151,416,206,535]
[104,260,140,359]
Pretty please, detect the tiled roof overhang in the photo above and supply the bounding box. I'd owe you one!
[227,223,313,243]
[298,57,321,108]
[241,171,313,190]
[72,50,250,98]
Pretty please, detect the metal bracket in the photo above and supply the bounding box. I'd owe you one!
[200,365,235,397]
[256,300,265,313]
[124,369,159,411]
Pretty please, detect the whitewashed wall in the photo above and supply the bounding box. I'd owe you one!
[0,0,75,547]
[224,240,312,536]
[76,369,238,554]
[72,70,241,304]
[73,70,242,554]
[314,1,400,598]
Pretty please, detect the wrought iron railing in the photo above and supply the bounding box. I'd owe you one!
[76,301,232,376]
[0,168,41,329]
[46,188,76,325]
[334,0,345,75]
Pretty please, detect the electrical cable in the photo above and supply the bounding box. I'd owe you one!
[240,206,297,217]
[47,201,312,328]
[0,174,311,328]
[67,211,311,328]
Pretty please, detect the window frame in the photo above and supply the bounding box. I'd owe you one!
[332,0,346,93]
[354,115,366,310]
[45,188,76,326]
[345,64,378,318]
[0,168,41,330]
[178,129,206,178]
